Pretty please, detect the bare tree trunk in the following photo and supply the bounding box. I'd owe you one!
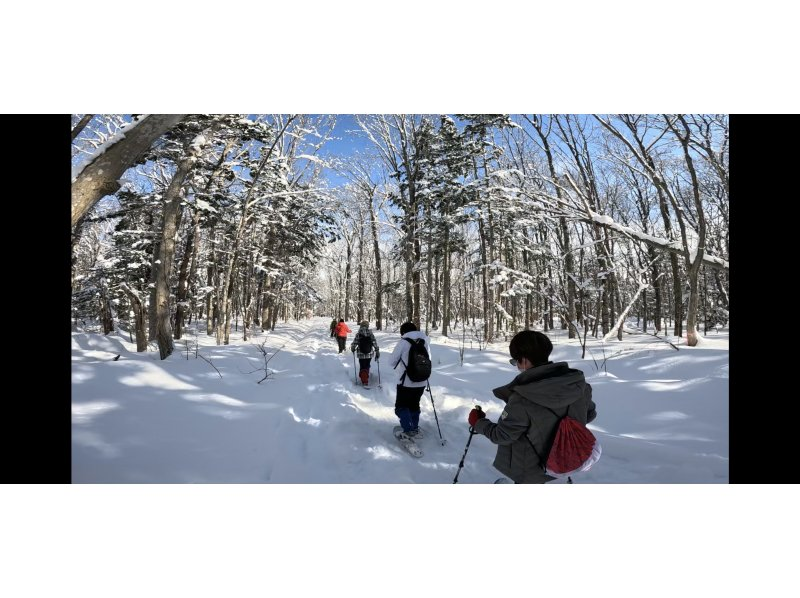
[404,218,414,322]
[153,146,199,359]
[261,277,272,331]
[223,274,235,344]
[254,271,264,328]
[478,215,491,342]
[71,114,186,228]
[122,284,148,352]
[713,270,729,311]
[206,264,215,335]
[344,237,353,321]
[413,234,421,329]
[174,209,199,340]
[425,203,433,334]
[369,193,383,330]
[441,228,451,337]
[432,250,441,330]
[99,285,114,335]
[356,232,365,323]
[242,258,255,343]
[668,243,683,337]
[148,233,160,341]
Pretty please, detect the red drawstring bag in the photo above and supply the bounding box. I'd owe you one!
[545,415,602,477]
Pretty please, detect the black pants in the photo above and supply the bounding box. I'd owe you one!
[337,336,347,352]
[395,385,425,432]
[395,384,425,409]
[358,357,372,371]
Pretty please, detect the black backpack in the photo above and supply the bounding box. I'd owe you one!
[401,338,431,382]
[358,332,374,354]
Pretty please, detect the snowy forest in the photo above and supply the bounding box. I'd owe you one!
[42,0,790,587]
[70,114,729,352]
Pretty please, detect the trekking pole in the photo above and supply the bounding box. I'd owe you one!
[426,382,446,446]
[352,351,358,384]
[376,354,382,388]
[453,406,482,483]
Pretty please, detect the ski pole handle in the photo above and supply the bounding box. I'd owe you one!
[468,405,483,432]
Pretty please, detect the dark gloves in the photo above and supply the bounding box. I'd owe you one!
[375,350,380,360]
[468,407,485,427]
[351,346,356,353]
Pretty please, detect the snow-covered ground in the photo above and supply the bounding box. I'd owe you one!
[52,323,798,598]
[72,316,729,483]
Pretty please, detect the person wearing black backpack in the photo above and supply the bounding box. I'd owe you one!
[351,321,379,386]
[467,330,597,483]
[388,321,431,440]
[330,317,338,338]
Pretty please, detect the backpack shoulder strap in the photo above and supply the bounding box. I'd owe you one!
[525,403,570,472]
[393,337,413,383]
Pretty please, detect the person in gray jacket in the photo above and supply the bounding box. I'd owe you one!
[468,330,596,483]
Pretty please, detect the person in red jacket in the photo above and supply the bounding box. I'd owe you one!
[334,319,352,354]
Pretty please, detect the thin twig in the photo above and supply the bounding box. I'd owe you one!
[198,353,222,378]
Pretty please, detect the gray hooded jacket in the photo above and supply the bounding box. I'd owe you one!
[473,361,596,483]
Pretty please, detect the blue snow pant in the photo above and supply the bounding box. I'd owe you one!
[395,385,425,432]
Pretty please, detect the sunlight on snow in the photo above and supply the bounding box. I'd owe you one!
[287,407,321,426]
[119,363,198,390]
[620,432,713,442]
[366,445,402,461]
[640,379,699,392]
[638,353,722,373]
[183,393,248,407]
[646,411,690,421]
[195,406,249,420]
[72,401,120,424]
[72,369,95,383]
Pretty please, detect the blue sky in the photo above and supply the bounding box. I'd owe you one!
[315,114,373,187]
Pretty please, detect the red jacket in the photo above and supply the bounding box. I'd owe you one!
[334,322,351,337]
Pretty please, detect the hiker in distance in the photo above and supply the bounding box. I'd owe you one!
[388,321,431,440]
[329,317,338,338]
[334,318,352,354]
[467,330,596,484]
[351,320,379,386]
